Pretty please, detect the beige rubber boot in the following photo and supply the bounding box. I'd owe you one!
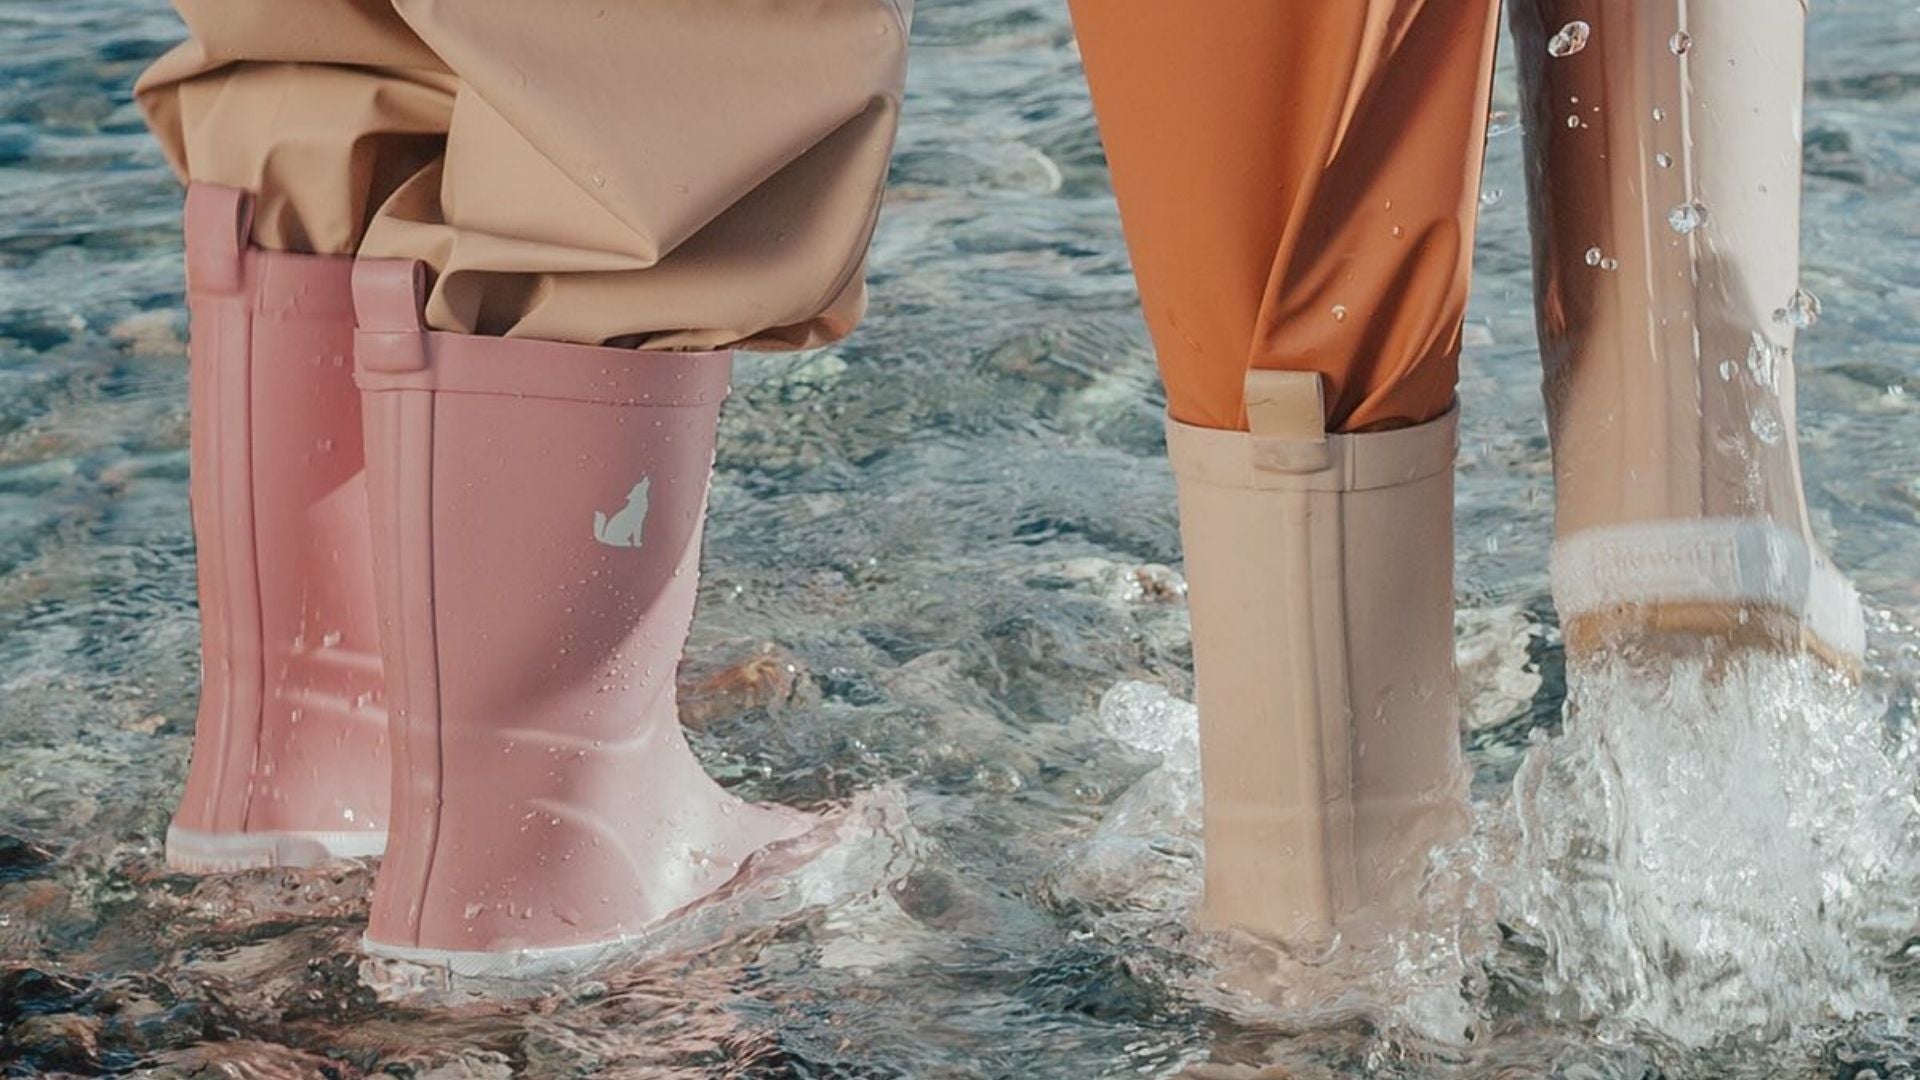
[1511,0,1864,673]
[1168,371,1467,951]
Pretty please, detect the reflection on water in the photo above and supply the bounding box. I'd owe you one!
[1,0,1917,1076]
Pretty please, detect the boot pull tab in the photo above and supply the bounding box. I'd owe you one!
[183,184,254,297]
[1245,370,1332,473]
[352,259,430,374]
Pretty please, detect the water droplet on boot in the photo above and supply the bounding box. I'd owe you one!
[1746,331,1782,392]
[1667,201,1708,234]
[1548,20,1591,57]
[1773,287,1822,329]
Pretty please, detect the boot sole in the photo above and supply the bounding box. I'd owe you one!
[354,825,842,985]
[165,825,387,873]
[356,791,912,995]
[359,933,648,985]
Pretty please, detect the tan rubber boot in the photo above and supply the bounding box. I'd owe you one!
[1510,0,1864,673]
[1168,371,1467,950]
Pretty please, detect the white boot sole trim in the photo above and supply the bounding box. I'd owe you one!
[165,825,388,872]
[1550,518,1866,662]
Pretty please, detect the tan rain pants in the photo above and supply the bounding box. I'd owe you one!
[137,0,911,351]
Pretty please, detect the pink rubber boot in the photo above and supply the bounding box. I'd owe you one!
[351,260,811,979]
[167,184,389,871]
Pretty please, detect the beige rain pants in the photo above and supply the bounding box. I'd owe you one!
[137,0,911,351]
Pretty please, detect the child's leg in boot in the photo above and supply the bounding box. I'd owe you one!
[1067,0,1501,949]
[348,1,912,973]
[134,14,453,869]
[1510,0,1864,673]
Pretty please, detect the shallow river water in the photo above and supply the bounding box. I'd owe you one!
[1,1,1918,1077]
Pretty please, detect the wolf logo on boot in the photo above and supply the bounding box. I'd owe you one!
[594,478,652,548]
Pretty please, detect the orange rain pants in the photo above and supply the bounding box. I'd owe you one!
[1067,0,1502,434]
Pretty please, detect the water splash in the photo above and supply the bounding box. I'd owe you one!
[1496,650,1919,1049]
[1058,640,1920,1059]
[1041,682,1202,927]
[1045,682,1499,1047]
